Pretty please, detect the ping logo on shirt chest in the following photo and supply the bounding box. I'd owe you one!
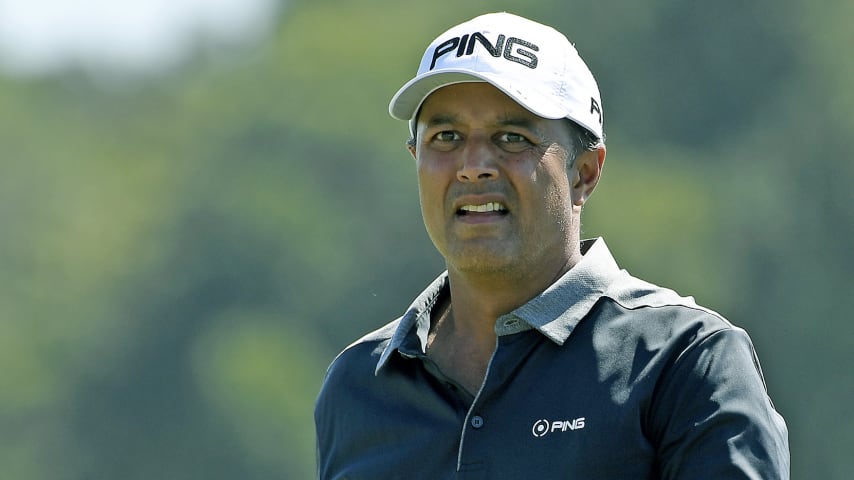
[532,417,586,437]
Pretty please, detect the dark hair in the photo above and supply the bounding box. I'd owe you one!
[565,119,605,166]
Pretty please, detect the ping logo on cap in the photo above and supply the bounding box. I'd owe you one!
[590,98,603,125]
[429,33,539,70]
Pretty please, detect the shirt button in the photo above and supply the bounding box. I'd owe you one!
[470,416,484,429]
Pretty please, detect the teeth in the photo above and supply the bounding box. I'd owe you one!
[460,202,506,213]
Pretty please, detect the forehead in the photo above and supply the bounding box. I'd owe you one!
[418,82,539,124]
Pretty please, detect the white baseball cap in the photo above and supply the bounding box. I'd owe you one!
[389,12,604,139]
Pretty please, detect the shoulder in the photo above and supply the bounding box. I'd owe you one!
[315,316,402,435]
[599,270,736,338]
[322,316,402,381]
[590,271,778,409]
[576,271,754,385]
[606,271,726,319]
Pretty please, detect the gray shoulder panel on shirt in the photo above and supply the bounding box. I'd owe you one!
[604,270,733,329]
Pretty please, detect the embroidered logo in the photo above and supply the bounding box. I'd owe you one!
[532,417,586,437]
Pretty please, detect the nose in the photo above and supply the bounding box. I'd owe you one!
[457,141,499,183]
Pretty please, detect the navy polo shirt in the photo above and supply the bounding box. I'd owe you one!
[315,238,789,479]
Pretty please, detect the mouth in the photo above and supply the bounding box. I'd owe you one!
[456,201,509,217]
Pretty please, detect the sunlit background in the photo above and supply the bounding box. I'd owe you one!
[0,0,851,478]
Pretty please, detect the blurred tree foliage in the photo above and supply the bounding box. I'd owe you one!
[0,0,851,478]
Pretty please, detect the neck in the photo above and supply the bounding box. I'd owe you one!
[445,243,581,340]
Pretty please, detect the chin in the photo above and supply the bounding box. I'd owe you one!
[445,248,518,275]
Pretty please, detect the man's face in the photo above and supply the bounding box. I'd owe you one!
[410,82,579,276]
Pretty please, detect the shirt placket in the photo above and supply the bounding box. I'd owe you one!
[455,322,537,475]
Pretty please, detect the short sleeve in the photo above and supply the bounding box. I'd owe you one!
[648,327,790,479]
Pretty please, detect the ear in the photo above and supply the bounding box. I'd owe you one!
[570,146,606,207]
[407,142,417,160]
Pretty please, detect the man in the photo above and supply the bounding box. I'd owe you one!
[315,12,789,479]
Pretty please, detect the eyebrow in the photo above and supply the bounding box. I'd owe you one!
[424,114,540,130]
[424,114,459,128]
[420,112,548,141]
[495,115,539,131]
[494,115,549,141]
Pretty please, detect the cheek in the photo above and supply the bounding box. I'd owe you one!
[416,163,440,199]
[416,165,446,222]
[416,153,455,199]
[534,156,572,197]
[535,167,574,223]
[415,173,448,248]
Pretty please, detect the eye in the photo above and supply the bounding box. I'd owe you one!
[433,130,461,142]
[495,131,532,152]
[497,132,528,143]
[426,130,463,151]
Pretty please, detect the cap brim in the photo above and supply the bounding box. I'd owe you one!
[388,69,567,122]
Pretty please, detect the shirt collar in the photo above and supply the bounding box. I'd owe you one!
[376,237,623,373]
[375,272,448,374]
[504,238,623,345]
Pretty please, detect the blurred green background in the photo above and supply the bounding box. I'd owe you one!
[1,0,851,478]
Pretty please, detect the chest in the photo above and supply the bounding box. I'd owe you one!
[333,332,659,479]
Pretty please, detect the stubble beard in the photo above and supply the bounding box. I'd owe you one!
[438,209,576,281]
